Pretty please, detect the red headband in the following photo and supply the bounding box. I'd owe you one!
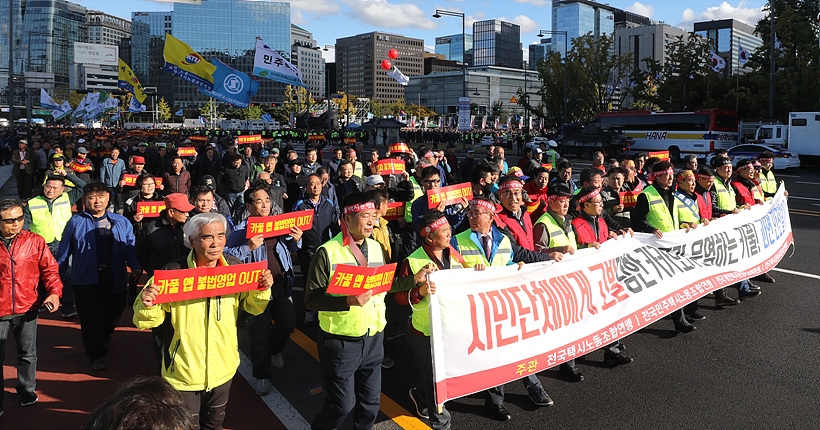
[343,201,375,215]
[470,199,497,213]
[578,188,601,203]
[498,180,523,192]
[420,217,448,237]
[676,170,695,182]
[548,195,569,202]
[697,173,714,180]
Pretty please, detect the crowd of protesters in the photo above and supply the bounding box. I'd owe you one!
[0,125,782,429]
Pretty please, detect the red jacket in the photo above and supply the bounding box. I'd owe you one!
[0,230,62,316]
[572,215,609,247]
[496,208,535,251]
[523,181,549,222]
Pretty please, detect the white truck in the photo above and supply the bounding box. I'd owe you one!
[754,112,820,157]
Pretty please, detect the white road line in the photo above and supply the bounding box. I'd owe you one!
[238,351,311,429]
[796,181,820,185]
[771,268,820,280]
[777,174,801,178]
[786,196,820,201]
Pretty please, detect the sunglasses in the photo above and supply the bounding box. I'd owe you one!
[1,215,24,224]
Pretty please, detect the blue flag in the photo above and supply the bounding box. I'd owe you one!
[175,108,183,116]
[261,113,273,122]
[198,59,259,109]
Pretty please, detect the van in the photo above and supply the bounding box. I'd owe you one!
[0,118,8,127]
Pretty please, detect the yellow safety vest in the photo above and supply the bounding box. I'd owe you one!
[28,193,73,244]
[318,234,386,337]
[406,247,463,336]
[759,169,776,195]
[353,161,364,178]
[641,185,680,233]
[404,176,424,223]
[454,229,513,268]
[713,176,737,211]
[674,191,700,225]
[534,212,577,248]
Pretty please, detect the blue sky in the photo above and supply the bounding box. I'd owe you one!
[75,0,768,60]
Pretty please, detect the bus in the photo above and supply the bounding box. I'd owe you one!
[594,109,738,161]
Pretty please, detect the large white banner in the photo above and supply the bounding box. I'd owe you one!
[429,187,793,406]
[253,39,304,87]
[73,42,118,66]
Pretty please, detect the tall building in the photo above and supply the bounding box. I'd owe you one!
[291,24,326,101]
[529,38,552,70]
[615,24,688,72]
[472,20,522,68]
[86,11,131,46]
[552,0,617,57]
[129,11,173,103]
[0,0,87,97]
[335,31,424,102]
[694,19,762,76]
[435,33,473,65]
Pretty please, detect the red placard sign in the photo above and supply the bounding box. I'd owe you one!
[541,163,553,170]
[152,261,268,304]
[308,135,325,141]
[619,190,641,208]
[177,147,198,157]
[427,182,472,209]
[326,263,398,296]
[375,159,405,175]
[136,201,167,218]
[237,134,263,145]
[154,176,163,188]
[122,173,139,187]
[648,151,670,161]
[245,210,315,239]
[188,136,209,142]
[383,202,405,221]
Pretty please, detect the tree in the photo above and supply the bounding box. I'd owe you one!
[284,85,315,114]
[156,97,171,122]
[243,104,263,120]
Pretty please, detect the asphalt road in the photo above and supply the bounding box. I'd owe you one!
[2,151,817,430]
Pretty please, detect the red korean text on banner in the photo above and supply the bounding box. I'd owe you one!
[122,173,139,187]
[154,177,163,188]
[619,190,641,208]
[383,202,405,221]
[344,137,356,144]
[308,135,325,141]
[152,261,268,304]
[648,151,670,161]
[177,147,198,157]
[245,210,315,239]
[137,201,167,218]
[237,134,263,145]
[376,159,405,175]
[188,136,209,142]
[427,183,473,209]
[326,263,398,296]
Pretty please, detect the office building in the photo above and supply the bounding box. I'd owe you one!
[291,24,325,101]
[472,19,522,68]
[552,0,618,57]
[529,38,552,70]
[87,11,131,46]
[615,24,688,72]
[423,53,462,75]
[335,31,424,102]
[695,19,762,76]
[435,33,473,65]
[130,11,173,97]
[0,0,87,99]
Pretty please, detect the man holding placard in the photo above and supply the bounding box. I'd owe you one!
[134,212,273,430]
[304,193,430,430]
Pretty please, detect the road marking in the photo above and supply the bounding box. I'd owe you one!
[238,351,312,429]
[776,174,801,178]
[796,181,820,185]
[790,209,820,217]
[290,329,428,430]
[786,196,820,201]
[771,268,820,280]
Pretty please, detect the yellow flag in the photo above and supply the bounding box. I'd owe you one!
[118,58,146,104]
[161,34,216,90]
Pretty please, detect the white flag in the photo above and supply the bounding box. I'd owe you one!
[738,43,750,65]
[774,33,785,51]
[128,96,146,113]
[40,88,59,109]
[252,38,304,87]
[386,66,410,86]
[710,50,726,72]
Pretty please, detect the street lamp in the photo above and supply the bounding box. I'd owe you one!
[536,30,568,130]
[433,9,467,103]
[323,44,334,130]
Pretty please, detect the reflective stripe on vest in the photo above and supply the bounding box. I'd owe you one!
[713,177,736,211]
[406,247,463,336]
[353,161,364,178]
[760,170,776,194]
[674,191,701,224]
[404,176,424,223]
[318,235,386,337]
[28,194,72,243]
[641,186,679,233]
[534,212,577,248]
[454,229,513,268]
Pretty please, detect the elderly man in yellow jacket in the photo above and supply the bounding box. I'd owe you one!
[134,212,273,430]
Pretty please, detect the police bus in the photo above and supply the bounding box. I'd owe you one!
[594,109,739,161]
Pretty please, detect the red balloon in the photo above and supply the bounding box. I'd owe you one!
[381,59,392,70]
[387,49,399,60]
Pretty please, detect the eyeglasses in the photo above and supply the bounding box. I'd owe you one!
[1,215,24,224]
[467,211,491,218]
[421,179,440,186]
[585,200,604,205]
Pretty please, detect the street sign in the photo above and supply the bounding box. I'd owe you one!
[510,96,518,104]
[32,109,51,115]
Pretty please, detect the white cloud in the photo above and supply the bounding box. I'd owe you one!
[341,0,436,30]
[509,15,540,34]
[680,1,765,29]
[625,2,654,18]
[288,0,342,15]
[513,0,549,6]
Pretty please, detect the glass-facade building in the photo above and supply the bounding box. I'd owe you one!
[528,38,552,70]
[552,0,616,57]
[694,19,761,77]
[435,34,473,65]
[472,20,522,68]
[0,0,87,101]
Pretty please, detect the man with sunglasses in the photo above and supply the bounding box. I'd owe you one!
[0,198,63,414]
